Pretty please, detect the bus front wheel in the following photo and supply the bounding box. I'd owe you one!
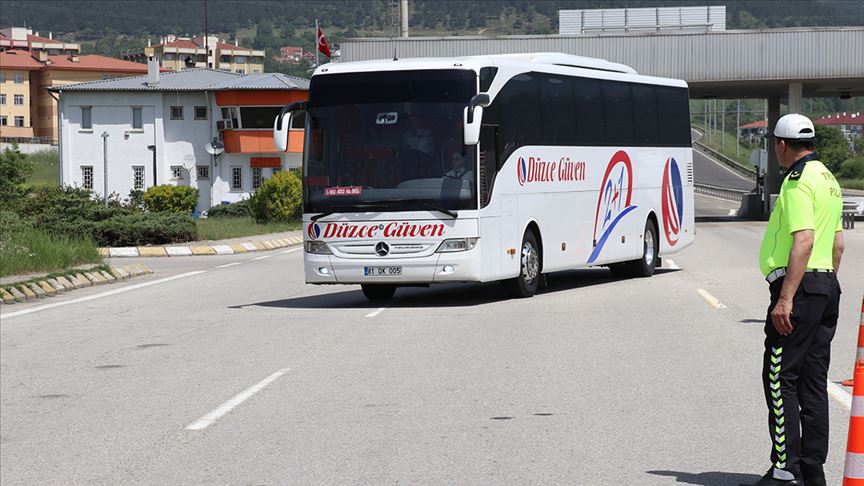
[361,284,396,301]
[503,231,541,298]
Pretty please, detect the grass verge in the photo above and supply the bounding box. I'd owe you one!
[0,226,102,278]
[195,217,301,241]
[26,149,61,186]
[839,179,864,191]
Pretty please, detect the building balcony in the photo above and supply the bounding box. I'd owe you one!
[221,129,303,154]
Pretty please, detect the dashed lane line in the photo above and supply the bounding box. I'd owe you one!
[365,306,389,318]
[696,288,727,309]
[1,271,207,320]
[215,262,242,269]
[252,255,272,261]
[665,259,680,270]
[827,380,852,411]
[185,368,290,431]
[282,248,301,254]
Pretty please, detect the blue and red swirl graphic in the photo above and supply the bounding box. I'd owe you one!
[588,150,637,264]
[661,157,684,246]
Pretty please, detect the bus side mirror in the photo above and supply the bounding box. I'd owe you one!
[463,94,490,146]
[274,101,308,152]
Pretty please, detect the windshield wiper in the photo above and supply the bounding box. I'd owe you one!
[369,198,459,219]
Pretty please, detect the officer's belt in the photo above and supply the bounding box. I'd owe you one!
[766,267,834,284]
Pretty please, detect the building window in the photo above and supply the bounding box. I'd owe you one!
[14,116,24,127]
[170,166,183,179]
[81,166,94,190]
[14,94,24,105]
[0,71,5,83]
[81,106,92,130]
[0,116,7,126]
[272,167,281,175]
[0,94,5,105]
[132,166,145,190]
[164,53,176,61]
[235,69,245,74]
[239,106,281,129]
[252,167,262,189]
[132,107,142,129]
[196,165,209,179]
[194,106,208,120]
[170,106,183,120]
[13,72,24,84]
[231,166,243,190]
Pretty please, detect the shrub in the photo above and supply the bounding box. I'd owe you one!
[207,199,251,218]
[91,212,197,247]
[839,156,864,180]
[249,170,302,223]
[20,186,124,238]
[0,143,33,209]
[143,185,199,213]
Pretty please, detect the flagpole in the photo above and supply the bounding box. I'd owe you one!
[315,19,319,68]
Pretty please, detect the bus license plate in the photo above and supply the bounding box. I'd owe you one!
[364,266,402,277]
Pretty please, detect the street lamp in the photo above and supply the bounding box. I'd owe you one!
[101,131,109,207]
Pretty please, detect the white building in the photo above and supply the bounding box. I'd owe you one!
[52,65,308,211]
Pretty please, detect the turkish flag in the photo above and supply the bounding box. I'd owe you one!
[317,26,331,57]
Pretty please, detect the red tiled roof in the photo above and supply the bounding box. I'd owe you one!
[46,54,150,72]
[815,113,863,126]
[27,33,63,44]
[0,50,43,69]
[157,39,200,49]
[216,41,252,51]
[738,120,767,129]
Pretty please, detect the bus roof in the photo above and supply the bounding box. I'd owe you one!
[313,52,687,89]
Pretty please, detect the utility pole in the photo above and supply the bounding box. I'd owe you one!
[315,19,319,68]
[400,0,409,37]
[101,131,109,207]
[721,99,725,151]
[736,99,741,159]
[204,0,209,68]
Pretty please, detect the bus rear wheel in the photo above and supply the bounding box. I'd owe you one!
[627,219,658,278]
[361,284,396,301]
[503,230,541,298]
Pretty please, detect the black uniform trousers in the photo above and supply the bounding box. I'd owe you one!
[763,271,841,477]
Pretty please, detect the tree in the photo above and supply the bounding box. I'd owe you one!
[0,143,33,209]
[814,125,852,173]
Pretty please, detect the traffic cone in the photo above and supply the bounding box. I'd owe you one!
[843,298,864,387]
[843,297,864,485]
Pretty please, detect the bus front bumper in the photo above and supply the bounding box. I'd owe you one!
[305,250,483,284]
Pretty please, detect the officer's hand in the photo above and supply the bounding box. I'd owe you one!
[771,298,795,336]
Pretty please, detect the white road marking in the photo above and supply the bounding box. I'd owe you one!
[827,380,852,411]
[252,255,272,261]
[365,307,388,318]
[185,368,290,431]
[694,192,744,205]
[696,288,727,309]
[1,271,206,320]
[282,248,301,254]
[215,262,242,269]
[665,259,680,270]
[728,209,738,216]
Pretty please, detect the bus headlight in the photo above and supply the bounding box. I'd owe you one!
[436,237,479,253]
[305,241,332,254]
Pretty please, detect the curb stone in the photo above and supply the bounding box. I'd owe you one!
[0,264,152,306]
[101,236,304,258]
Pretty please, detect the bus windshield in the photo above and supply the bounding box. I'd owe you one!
[303,69,477,214]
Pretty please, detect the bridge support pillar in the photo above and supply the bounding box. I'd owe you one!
[788,82,803,113]
[764,96,782,217]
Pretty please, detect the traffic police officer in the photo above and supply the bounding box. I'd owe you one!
[744,114,844,486]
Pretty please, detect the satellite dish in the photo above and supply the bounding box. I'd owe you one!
[182,154,196,170]
[205,137,225,156]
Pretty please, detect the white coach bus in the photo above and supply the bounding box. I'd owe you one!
[274,53,694,301]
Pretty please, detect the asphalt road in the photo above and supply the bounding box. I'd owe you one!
[693,148,756,192]
[2,216,862,484]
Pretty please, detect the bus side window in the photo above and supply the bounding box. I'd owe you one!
[602,81,635,147]
[479,125,498,207]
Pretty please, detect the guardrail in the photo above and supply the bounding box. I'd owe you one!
[694,182,749,202]
[693,142,757,178]
[843,201,858,229]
